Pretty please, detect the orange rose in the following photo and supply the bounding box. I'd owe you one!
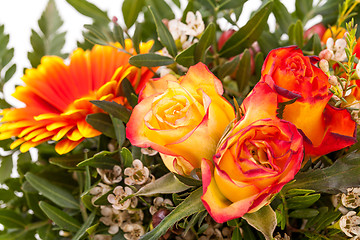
[201,82,304,223]
[126,63,235,175]
[261,46,356,157]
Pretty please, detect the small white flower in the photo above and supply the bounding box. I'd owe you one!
[340,211,360,237]
[89,183,112,206]
[149,197,173,215]
[319,59,329,73]
[326,37,335,50]
[97,165,122,185]
[325,37,347,61]
[122,223,145,240]
[140,147,158,156]
[342,187,360,209]
[319,49,334,61]
[331,194,349,214]
[328,75,338,86]
[107,186,138,210]
[124,160,150,186]
[185,11,205,37]
[168,19,189,41]
[99,206,125,235]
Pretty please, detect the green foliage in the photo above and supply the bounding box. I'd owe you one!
[28,0,66,67]
[0,25,16,93]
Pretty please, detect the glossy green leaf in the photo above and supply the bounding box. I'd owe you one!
[129,53,174,67]
[312,34,322,55]
[120,147,133,168]
[135,172,190,197]
[141,187,205,240]
[294,20,304,48]
[86,113,116,139]
[25,172,79,209]
[219,0,247,10]
[218,55,240,80]
[0,188,15,203]
[37,224,56,240]
[295,0,313,21]
[49,154,86,169]
[66,0,110,23]
[111,116,126,147]
[273,0,293,33]
[113,23,125,48]
[173,173,202,187]
[0,155,13,183]
[120,78,138,108]
[148,6,177,57]
[122,0,145,29]
[77,150,120,169]
[175,43,197,67]
[72,211,96,240]
[289,209,319,219]
[0,209,26,229]
[283,151,360,194]
[39,201,81,232]
[287,194,321,209]
[235,49,251,93]
[194,22,216,63]
[219,1,273,57]
[90,100,131,123]
[147,0,175,20]
[243,205,277,240]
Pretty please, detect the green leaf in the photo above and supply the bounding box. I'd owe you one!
[120,78,138,108]
[283,151,360,194]
[111,116,126,147]
[90,100,131,123]
[4,64,16,82]
[129,53,174,67]
[235,49,251,93]
[312,34,322,55]
[72,211,96,240]
[113,23,126,48]
[37,224,56,240]
[295,0,313,22]
[66,0,110,23]
[0,189,15,203]
[39,201,81,232]
[77,150,120,169]
[25,172,79,209]
[120,147,133,168]
[175,43,197,68]
[173,173,202,187]
[148,6,177,57]
[86,113,116,139]
[287,194,321,209]
[0,209,26,229]
[122,0,145,29]
[286,189,316,197]
[147,0,175,20]
[49,154,86,169]
[218,55,240,80]
[0,155,13,183]
[219,0,247,10]
[273,0,293,33]
[194,23,216,63]
[38,0,63,38]
[141,187,205,240]
[242,205,277,240]
[289,209,319,218]
[219,1,273,57]
[135,172,190,197]
[294,20,304,48]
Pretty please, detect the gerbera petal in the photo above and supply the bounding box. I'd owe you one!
[77,119,101,138]
[55,138,84,155]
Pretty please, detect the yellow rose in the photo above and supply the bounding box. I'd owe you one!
[126,63,235,175]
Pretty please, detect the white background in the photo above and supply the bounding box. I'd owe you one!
[0,0,299,102]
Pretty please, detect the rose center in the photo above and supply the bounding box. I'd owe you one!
[247,143,272,169]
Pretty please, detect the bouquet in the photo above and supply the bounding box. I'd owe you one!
[1,0,360,239]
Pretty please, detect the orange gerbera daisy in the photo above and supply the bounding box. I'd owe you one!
[0,39,155,154]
